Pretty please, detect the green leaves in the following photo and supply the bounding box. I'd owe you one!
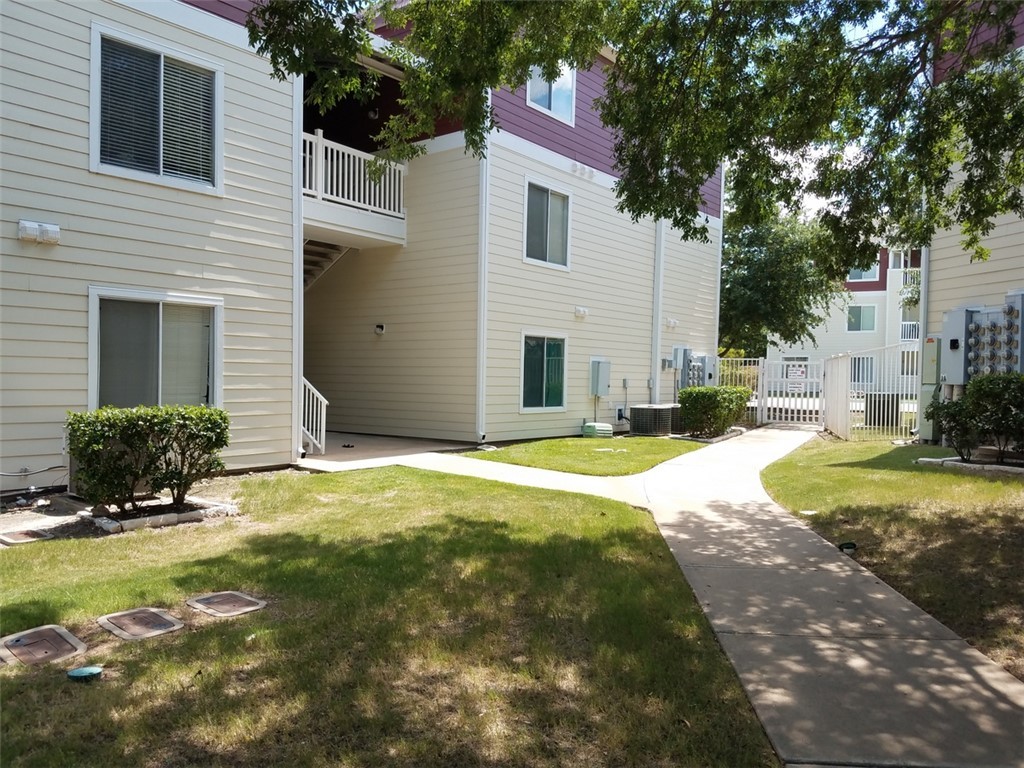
[249,0,1024,265]
[66,406,230,510]
[718,209,846,356]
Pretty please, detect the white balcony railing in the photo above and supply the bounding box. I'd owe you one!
[900,321,921,341]
[302,130,405,219]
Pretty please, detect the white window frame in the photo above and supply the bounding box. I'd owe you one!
[525,65,576,126]
[87,285,224,410]
[847,262,880,282]
[89,22,225,196]
[847,304,878,333]
[519,330,568,414]
[522,177,572,271]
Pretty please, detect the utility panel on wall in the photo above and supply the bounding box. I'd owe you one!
[590,359,611,397]
[940,290,1023,385]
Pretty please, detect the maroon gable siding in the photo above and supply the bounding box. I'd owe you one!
[180,0,254,26]
[491,59,721,218]
[934,6,1024,83]
[847,252,887,292]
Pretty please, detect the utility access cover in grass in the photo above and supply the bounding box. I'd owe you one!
[0,529,54,546]
[186,591,265,617]
[97,608,184,641]
[0,625,86,665]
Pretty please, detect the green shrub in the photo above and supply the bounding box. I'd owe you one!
[678,386,752,438]
[66,407,162,512]
[67,405,230,511]
[965,373,1024,463]
[151,406,230,505]
[924,397,979,462]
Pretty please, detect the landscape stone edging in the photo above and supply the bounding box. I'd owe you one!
[915,456,1024,476]
[88,497,237,534]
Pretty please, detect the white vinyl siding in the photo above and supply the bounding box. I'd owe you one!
[926,212,1024,336]
[526,65,575,125]
[525,182,569,267]
[485,138,722,440]
[302,147,480,441]
[0,0,296,491]
[91,23,224,194]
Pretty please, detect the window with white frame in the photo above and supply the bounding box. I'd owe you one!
[526,65,575,124]
[525,183,569,266]
[522,335,565,409]
[91,289,222,409]
[93,27,220,189]
[847,305,876,332]
[847,262,880,282]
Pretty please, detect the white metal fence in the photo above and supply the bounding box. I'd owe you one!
[823,342,920,440]
[718,345,919,440]
[718,358,762,425]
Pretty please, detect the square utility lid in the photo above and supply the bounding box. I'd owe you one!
[0,529,54,546]
[0,625,86,666]
[186,591,266,618]
[97,608,184,641]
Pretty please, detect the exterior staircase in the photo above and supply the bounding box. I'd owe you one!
[303,240,351,290]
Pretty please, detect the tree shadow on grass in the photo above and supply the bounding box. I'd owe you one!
[812,502,1024,681]
[0,516,776,767]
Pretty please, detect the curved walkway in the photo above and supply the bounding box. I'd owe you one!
[395,426,1024,768]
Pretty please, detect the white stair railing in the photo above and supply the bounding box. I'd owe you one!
[302,130,406,219]
[301,377,328,455]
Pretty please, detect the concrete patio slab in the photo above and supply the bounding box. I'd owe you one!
[299,432,475,473]
[686,564,960,638]
[719,633,1024,768]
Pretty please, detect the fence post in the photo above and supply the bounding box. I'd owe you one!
[757,358,767,425]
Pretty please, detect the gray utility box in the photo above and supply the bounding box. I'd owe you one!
[589,359,611,397]
[918,335,942,442]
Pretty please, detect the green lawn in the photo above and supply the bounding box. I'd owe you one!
[763,438,1024,681]
[0,468,776,767]
[467,436,705,475]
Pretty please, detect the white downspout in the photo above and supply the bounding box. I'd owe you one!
[475,92,491,443]
[291,74,305,459]
[651,219,666,402]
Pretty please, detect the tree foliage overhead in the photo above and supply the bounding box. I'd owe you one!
[718,210,846,357]
[249,0,1024,266]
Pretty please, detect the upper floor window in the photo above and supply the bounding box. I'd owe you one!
[525,182,570,267]
[527,65,575,125]
[847,305,877,332]
[91,25,223,193]
[847,263,880,282]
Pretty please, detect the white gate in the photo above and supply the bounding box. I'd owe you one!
[758,360,824,426]
[822,342,920,440]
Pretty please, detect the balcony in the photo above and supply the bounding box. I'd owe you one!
[302,130,407,249]
[900,321,921,341]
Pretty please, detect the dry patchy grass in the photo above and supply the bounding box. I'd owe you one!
[1,468,776,767]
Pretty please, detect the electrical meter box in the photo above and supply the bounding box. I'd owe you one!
[918,335,942,442]
[940,291,1024,387]
[671,346,691,371]
[921,335,941,386]
[696,355,718,385]
[589,359,611,397]
[940,309,971,385]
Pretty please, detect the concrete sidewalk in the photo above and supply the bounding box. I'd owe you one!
[396,427,1024,768]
